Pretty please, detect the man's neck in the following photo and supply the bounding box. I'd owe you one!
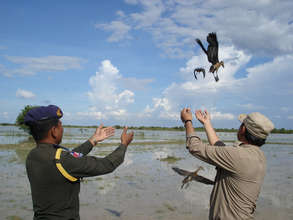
[38,138,58,145]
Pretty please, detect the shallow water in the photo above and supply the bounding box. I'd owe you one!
[0,126,293,219]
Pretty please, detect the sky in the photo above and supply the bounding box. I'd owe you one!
[1,0,293,129]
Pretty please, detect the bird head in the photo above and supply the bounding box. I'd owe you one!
[220,61,224,68]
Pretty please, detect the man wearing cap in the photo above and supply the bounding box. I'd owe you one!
[180,108,274,220]
[24,105,134,220]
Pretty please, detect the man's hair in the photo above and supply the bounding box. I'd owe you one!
[27,118,59,141]
[244,129,266,147]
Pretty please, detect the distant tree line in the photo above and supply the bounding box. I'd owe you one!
[1,104,293,135]
[3,122,292,134]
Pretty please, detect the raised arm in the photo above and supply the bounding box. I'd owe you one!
[195,110,220,145]
[62,127,134,178]
[181,108,195,136]
[72,124,115,155]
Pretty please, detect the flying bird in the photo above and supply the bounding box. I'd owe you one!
[196,32,224,82]
[172,166,214,189]
[193,68,205,80]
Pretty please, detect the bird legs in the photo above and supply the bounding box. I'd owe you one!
[210,61,224,82]
[181,166,204,189]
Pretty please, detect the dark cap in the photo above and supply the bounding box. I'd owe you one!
[24,105,63,124]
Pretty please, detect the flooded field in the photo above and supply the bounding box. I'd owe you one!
[0,126,293,220]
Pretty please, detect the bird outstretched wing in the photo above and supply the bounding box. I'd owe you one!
[172,166,215,186]
[195,39,208,55]
[194,68,206,80]
[206,32,219,65]
[172,167,191,176]
[192,175,215,185]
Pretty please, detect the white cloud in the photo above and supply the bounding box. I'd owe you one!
[237,103,266,110]
[16,89,36,99]
[137,45,293,127]
[2,55,85,76]
[139,97,178,121]
[210,111,235,120]
[153,97,171,111]
[101,0,293,57]
[179,45,251,83]
[130,0,165,29]
[96,21,132,42]
[76,111,104,120]
[160,45,251,107]
[108,109,128,118]
[116,90,134,104]
[65,51,293,127]
[81,60,141,123]
[237,55,293,101]
[88,60,135,106]
[121,77,154,91]
[78,59,158,125]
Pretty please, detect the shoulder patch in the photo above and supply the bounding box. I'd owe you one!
[70,151,83,158]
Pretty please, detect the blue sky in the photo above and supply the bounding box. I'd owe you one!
[1,0,293,129]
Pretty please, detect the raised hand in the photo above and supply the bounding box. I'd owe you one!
[181,108,193,123]
[120,126,134,147]
[195,110,211,125]
[89,124,115,146]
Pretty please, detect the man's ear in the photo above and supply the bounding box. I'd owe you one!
[50,126,58,139]
[241,124,246,133]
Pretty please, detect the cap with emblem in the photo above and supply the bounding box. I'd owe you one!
[24,105,63,124]
[238,112,274,139]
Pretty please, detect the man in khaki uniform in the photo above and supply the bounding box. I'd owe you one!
[180,108,274,220]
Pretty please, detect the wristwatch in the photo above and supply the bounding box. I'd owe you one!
[184,120,192,127]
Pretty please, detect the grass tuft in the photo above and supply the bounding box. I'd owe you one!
[159,155,182,164]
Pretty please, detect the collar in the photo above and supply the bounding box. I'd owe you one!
[53,144,70,152]
[37,142,55,147]
[234,141,258,148]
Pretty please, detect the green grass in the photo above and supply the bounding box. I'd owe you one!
[159,155,182,164]
[163,203,177,211]
[6,216,23,220]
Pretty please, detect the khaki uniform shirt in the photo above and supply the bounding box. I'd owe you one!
[186,133,266,220]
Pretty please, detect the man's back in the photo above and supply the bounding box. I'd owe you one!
[209,143,266,220]
[26,143,80,220]
[186,135,266,219]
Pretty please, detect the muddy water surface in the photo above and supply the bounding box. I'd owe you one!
[0,126,293,220]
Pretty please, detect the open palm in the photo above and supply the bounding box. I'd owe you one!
[90,124,115,145]
[195,110,211,125]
